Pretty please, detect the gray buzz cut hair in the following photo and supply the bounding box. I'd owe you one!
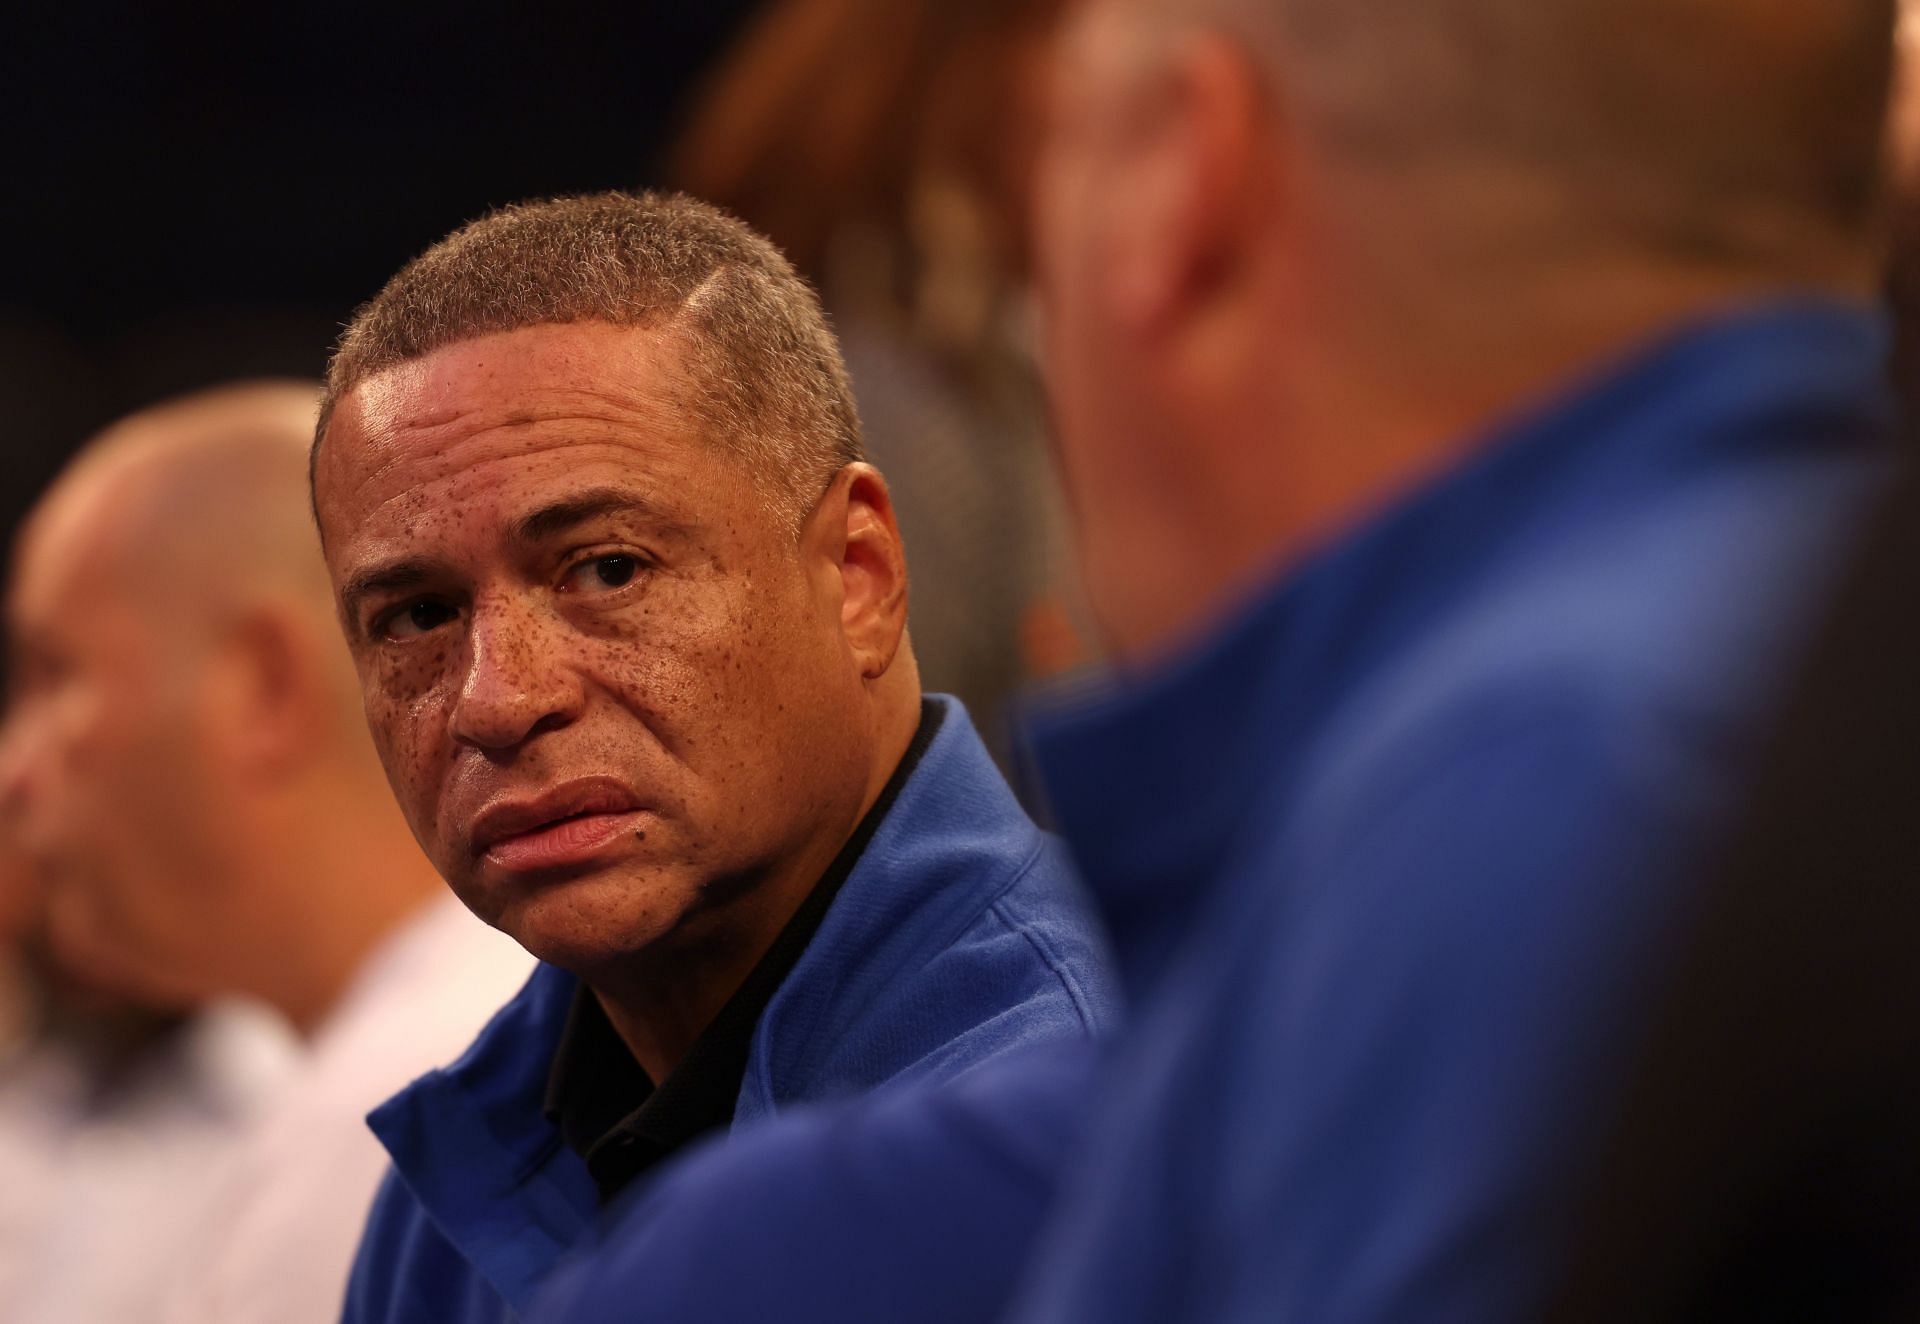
[1224,0,1895,259]
[316,191,864,528]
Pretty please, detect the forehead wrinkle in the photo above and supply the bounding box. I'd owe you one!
[326,417,668,551]
[363,330,700,438]
[395,388,686,439]
[509,488,691,546]
[350,397,707,493]
[321,322,720,507]
[320,330,749,567]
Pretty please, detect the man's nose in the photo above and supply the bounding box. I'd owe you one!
[448,599,585,752]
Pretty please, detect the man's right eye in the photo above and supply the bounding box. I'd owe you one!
[377,599,459,643]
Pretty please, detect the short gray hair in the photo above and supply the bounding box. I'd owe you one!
[317,191,863,527]
[1219,0,1896,257]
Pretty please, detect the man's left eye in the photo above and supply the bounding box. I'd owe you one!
[562,555,643,595]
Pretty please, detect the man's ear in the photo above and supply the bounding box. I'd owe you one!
[810,464,909,681]
[1110,33,1272,335]
[202,605,339,781]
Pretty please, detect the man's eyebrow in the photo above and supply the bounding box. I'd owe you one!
[340,559,441,616]
[510,488,684,544]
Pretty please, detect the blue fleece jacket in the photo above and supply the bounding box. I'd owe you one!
[1005,301,1895,1323]
[339,696,1118,1323]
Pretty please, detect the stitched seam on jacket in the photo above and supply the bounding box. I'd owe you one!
[743,831,1059,1112]
[987,858,1101,1032]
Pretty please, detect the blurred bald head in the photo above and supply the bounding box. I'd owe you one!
[1169,0,1894,257]
[1037,0,1896,657]
[0,381,438,1028]
[53,381,335,635]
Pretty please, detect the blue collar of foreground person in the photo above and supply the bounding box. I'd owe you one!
[998,297,1895,1323]
[346,694,1118,1322]
[1021,296,1894,1001]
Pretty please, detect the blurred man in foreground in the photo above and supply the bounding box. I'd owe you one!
[1538,16,1920,1314]
[311,192,1115,1323]
[538,0,1902,1320]
[1007,0,1896,1318]
[0,382,533,1322]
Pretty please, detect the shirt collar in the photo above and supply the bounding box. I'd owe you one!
[1023,297,1892,996]
[540,699,948,1203]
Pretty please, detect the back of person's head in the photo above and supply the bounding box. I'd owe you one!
[1034,0,1898,659]
[0,381,435,1028]
[1209,0,1892,264]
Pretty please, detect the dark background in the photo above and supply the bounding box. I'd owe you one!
[0,1,767,541]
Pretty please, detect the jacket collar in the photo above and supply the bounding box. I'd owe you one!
[1024,298,1892,999]
[366,694,1043,1311]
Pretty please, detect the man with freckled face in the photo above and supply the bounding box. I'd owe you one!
[312,191,1117,1324]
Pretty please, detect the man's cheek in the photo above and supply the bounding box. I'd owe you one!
[359,683,434,803]
[372,633,460,696]
[363,637,459,735]
[581,625,702,713]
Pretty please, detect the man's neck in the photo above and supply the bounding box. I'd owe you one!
[0,957,37,1062]
[244,795,451,1040]
[589,682,926,1084]
[1103,259,1877,668]
[592,925,775,1084]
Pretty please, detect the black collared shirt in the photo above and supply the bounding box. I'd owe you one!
[543,699,946,1203]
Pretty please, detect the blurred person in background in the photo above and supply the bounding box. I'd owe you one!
[4,481,296,1324]
[0,812,295,1324]
[313,192,1116,1324]
[0,382,533,1323]
[0,839,34,1057]
[671,0,1089,759]
[538,0,1903,1321]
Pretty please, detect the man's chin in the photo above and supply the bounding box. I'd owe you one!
[484,874,693,975]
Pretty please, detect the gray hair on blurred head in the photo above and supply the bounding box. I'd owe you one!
[317,191,864,530]
[1194,0,1896,262]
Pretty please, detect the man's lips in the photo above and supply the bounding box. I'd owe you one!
[468,779,651,873]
